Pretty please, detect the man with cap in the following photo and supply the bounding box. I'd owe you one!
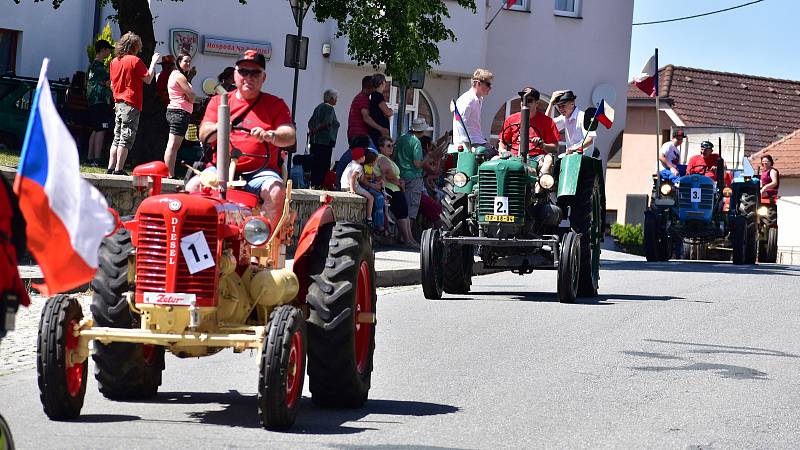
[193,49,296,225]
[395,117,430,222]
[453,68,494,149]
[155,55,176,106]
[498,87,560,177]
[687,140,730,184]
[545,90,596,155]
[658,129,687,183]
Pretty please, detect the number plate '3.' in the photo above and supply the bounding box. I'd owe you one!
[180,231,215,274]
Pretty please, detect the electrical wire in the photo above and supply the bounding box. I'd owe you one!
[633,0,764,26]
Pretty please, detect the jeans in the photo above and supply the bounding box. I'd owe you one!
[365,187,385,228]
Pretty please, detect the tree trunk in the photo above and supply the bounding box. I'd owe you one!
[112,0,167,166]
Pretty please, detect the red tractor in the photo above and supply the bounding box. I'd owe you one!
[35,98,377,430]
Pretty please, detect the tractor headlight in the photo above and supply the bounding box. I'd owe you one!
[722,187,733,197]
[453,172,469,188]
[538,174,555,190]
[660,183,673,196]
[244,217,271,246]
[757,206,769,216]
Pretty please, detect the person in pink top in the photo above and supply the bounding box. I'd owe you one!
[108,32,160,175]
[163,53,196,177]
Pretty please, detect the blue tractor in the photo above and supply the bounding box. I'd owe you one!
[644,156,760,264]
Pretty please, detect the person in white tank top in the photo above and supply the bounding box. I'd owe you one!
[163,53,195,177]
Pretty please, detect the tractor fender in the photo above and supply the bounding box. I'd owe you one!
[556,153,585,198]
[292,203,336,302]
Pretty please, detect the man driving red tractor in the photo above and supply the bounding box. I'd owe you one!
[686,140,732,185]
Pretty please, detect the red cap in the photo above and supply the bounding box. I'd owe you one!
[351,147,366,161]
[236,49,266,69]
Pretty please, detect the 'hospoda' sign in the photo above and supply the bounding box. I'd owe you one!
[203,37,272,60]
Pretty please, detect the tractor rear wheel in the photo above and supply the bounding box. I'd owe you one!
[761,227,778,263]
[420,228,444,300]
[306,222,377,408]
[37,294,87,420]
[90,229,164,400]
[440,180,473,294]
[570,171,600,297]
[739,192,759,264]
[259,305,306,430]
[558,231,580,304]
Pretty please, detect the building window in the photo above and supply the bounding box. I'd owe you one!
[506,0,530,12]
[0,29,20,75]
[386,82,438,138]
[554,0,581,18]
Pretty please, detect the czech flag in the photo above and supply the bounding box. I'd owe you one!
[594,99,615,129]
[13,59,114,295]
[633,53,657,97]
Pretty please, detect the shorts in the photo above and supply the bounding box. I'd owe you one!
[386,187,408,220]
[112,102,141,149]
[199,166,283,197]
[88,103,113,131]
[404,176,424,220]
[166,108,191,136]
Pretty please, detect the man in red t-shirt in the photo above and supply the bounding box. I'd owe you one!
[687,140,731,185]
[498,87,560,175]
[108,32,160,175]
[193,49,296,224]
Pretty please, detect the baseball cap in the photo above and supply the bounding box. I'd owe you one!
[351,147,366,161]
[700,140,714,149]
[673,129,686,139]
[555,90,576,103]
[236,49,266,69]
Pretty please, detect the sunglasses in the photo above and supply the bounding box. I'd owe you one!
[237,68,263,77]
[481,81,492,88]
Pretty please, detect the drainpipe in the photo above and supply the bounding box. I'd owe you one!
[92,0,102,39]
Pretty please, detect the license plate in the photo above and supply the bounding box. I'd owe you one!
[143,292,197,306]
[485,215,516,222]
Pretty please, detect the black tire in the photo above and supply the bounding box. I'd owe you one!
[306,222,377,408]
[0,413,14,449]
[440,180,472,294]
[558,231,580,304]
[37,294,87,420]
[644,211,660,262]
[739,192,758,264]
[731,216,747,265]
[259,305,306,430]
[570,170,600,297]
[420,228,443,300]
[90,229,164,399]
[682,240,707,260]
[762,227,778,263]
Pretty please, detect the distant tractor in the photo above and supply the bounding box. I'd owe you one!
[421,90,606,303]
[36,95,378,430]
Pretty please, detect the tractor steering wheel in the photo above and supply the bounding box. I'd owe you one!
[499,121,544,153]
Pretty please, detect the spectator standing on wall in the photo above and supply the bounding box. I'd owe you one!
[307,89,340,187]
[108,32,160,175]
[163,53,196,177]
[86,39,114,167]
[394,118,429,224]
[155,55,175,106]
[368,73,393,148]
[348,75,386,151]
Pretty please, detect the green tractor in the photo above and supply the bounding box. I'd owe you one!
[420,90,606,303]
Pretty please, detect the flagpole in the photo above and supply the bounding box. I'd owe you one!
[655,48,660,175]
[485,0,511,30]
[578,104,598,151]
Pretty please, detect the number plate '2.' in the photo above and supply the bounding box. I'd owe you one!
[494,196,509,215]
[180,231,215,274]
[690,187,701,203]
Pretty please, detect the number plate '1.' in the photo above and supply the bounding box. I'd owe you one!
[180,231,215,274]
[485,215,516,222]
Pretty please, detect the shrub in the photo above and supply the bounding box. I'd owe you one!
[86,22,115,68]
[611,223,644,254]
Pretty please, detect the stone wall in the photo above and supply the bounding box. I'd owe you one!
[1,168,366,246]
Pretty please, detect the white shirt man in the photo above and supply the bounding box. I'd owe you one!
[452,68,493,147]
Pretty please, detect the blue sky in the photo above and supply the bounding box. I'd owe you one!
[629,0,799,81]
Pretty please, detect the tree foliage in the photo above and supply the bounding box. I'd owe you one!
[86,22,115,67]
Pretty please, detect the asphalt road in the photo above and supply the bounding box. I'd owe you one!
[2,252,800,449]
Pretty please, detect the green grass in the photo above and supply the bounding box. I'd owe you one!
[0,148,107,174]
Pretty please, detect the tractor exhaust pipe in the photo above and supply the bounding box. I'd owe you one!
[519,90,531,165]
[216,93,230,198]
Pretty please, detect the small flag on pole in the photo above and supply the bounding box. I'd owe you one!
[594,100,615,129]
[505,0,517,8]
[13,59,114,295]
[633,53,657,97]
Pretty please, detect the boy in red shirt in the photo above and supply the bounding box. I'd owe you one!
[108,32,160,175]
[498,87,560,177]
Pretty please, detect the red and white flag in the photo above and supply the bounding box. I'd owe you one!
[633,54,657,97]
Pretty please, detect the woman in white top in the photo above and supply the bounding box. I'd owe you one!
[163,53,195,177]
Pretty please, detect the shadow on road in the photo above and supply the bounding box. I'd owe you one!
[137,391,458,434]
[602,259,800,276]
[623,339,799,380]
[441,292,683,304]
[73,414,141,423]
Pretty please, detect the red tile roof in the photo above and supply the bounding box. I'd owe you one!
[627,65,800,154]
[750,128,800,177]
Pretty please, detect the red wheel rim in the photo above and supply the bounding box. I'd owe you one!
[285,329,303,409]
[355,261,373,374]
[142,344,157,365]
[65,319,83,397]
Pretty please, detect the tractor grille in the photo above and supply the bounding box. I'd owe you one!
[477,169,526,217]
[136,213,218,305]
[678,184,714,210]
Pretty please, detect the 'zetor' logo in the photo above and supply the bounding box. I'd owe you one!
[155,294,184,304]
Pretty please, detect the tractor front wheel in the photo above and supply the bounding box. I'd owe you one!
[420,228,444,300]
[570,172,601,297]
[739,192,759,264]
[37,294,87,420]
[558,231,580,304]
[259,305,306,430]
[731,216,747,265]
[306,222,377,408]
[760,227,778,263]
[91,229,164,399]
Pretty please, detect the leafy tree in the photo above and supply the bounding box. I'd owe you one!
[86,22,115,67]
